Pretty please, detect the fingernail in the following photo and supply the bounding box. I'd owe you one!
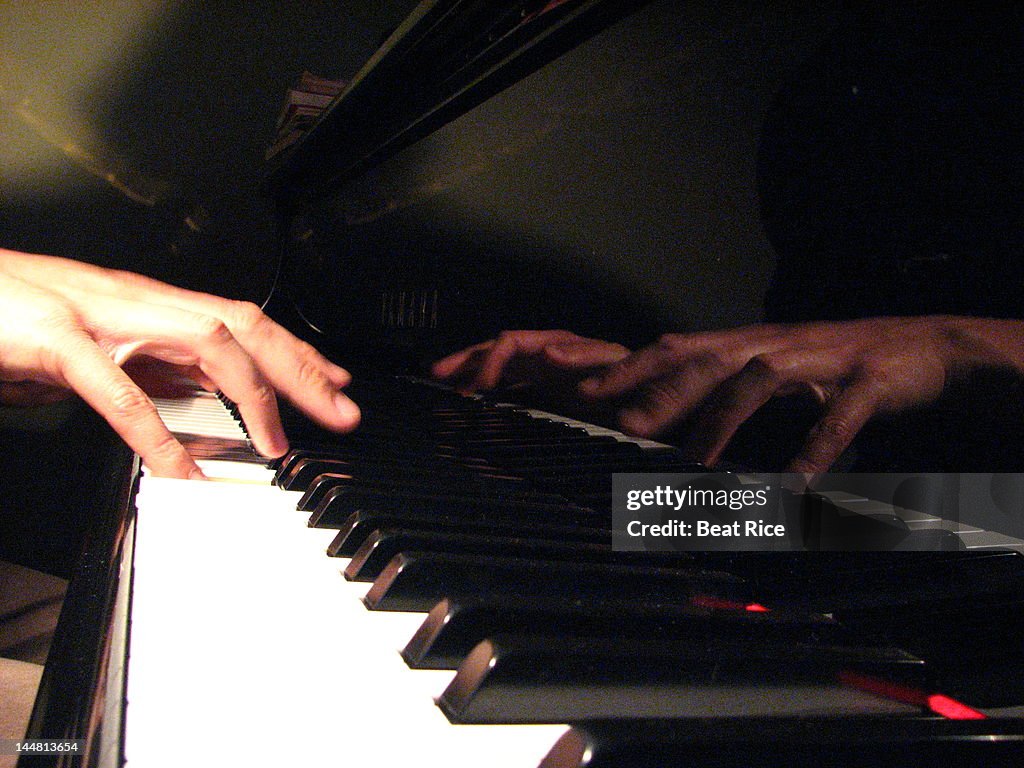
[189,466,210,481]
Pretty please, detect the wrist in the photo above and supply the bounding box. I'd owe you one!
[931,315,1024,378]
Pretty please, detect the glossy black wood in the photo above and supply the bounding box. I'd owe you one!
[402,594,843,670]
[437,633,925,723]
[541,719,1024,768]
[19,414,138,768]
[364,550,748,612]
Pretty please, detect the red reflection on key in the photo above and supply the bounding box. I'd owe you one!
[838,671,987,720]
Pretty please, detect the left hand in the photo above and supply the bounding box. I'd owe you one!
[0,249,360,477]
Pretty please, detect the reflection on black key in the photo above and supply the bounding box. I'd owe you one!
[438,634,925,723]
[364,552,745,612]
[327,510,611,558]
[403,595,842,670]
[308,488,603,528]
[297,470,548,511]
[756,550,1024,613]
[344,528,690,582]
[541,719,1024,768]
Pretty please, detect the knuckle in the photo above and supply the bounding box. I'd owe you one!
[227,300,267,335]
[252,381,278,409]
[40,326,88,380]
[107,381,158,422]
[646,376,690,409]
[607,341,630,354]
[192,314,233,345]
[690,349,728,373]
[855,354,890,383]
[146,430,189,466]
[742,354,784,386]
[496,330,530,349]
[656,333,683,351]
[813,414,856,442]
[293,357,327,390]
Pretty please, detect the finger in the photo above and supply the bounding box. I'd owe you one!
[579,342,688,400]
[476,330,581,390]
[207,301,359,433]
[432,341,495,380]
[83,288,359,433]
[684,351,828,467]
[614,357,731,438]
[56,332,204,479]
[786,379,881,475]
[185,321,289,458]
[544,339,630,370]
[86,301,290,458]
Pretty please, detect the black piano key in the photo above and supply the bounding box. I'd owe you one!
[794,490,914,550]
[296,470,562,511]
[834,593,1024,707]
[363,551,745,612]
[755,550,1024,614]
[540,719,1024,768]
[277,454,523,491]
[455,439,643,462]
[307,487,603,527]
[433,424,594,443]
[437,634,926,723]
[402,594,842,670]
[327,509,611,558]
[343,527,691,582]
[437,433,619,450]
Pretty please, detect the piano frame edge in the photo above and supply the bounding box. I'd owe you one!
[21,442,140,768]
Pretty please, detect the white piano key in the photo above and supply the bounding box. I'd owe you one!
[127,473,567,768]
[955,529,1024,553]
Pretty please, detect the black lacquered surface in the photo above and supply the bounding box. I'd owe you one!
[260,374,1024,764]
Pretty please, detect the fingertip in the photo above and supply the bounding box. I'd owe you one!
[333,390,361,430]
[431,358,454,379]
[617,408,656,438]
[544,344,577,367]
[257,434,290,459]
[579,376,600,396]
[145,452,206,480]
[785,457,825,479]
[780,471,815,492]
[328,364,352,387]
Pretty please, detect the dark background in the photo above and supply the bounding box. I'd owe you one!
[0,1,844,328]
[0,0,418,299]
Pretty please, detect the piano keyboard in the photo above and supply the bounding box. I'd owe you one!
[122,380,1024,767]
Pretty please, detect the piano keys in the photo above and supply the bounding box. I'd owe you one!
[116,378,1024,767]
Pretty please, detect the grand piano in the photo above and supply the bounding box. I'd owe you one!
[21,1,1024,765]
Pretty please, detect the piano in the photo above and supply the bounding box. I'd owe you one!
[20,1,1024,765]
